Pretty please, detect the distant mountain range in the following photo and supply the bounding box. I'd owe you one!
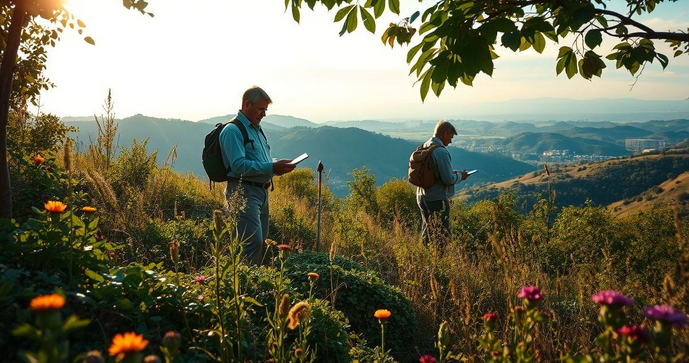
[66,115,535,196]
[491,132,630,156]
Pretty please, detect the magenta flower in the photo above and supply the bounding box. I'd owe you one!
[592,290,634,307]
[517,286,543,301]
[194,275,206,285]
[644,305,689,328]
[419,355,437,363]
[617,325,650,344]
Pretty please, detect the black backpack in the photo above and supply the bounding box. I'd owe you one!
[202,118,268,182]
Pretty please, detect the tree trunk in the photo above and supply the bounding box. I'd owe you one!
[0,2,27,219]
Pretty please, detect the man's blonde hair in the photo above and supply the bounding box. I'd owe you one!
[434,120,457,137]
[242,86,272,105]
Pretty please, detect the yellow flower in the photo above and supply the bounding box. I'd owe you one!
[33,155,45,165]
[82,206,97,213]
[279,294,291,320]
[108,332,148,360]
[288,301,310,330]
[374,309,391,320]
[30,294,65,312]
[44,200,67,214]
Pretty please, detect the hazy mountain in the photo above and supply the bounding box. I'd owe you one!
[67,115,535,197]
[561,126,653,143]
[495,132,630,156]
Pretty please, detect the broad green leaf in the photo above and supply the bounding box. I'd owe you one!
[518,37,531,51]
[558,46,573,58]
[419,68,432,102]
[346,7,358,33]
[585,30,602,49]
[532,32,546,53]
[85,269,104,282]
[566,53,578,78]
[334,5,354,22]
[373,0,385,18]
[501,31,521,51]
[62,315,91,333]
[407,42,424,63]
[360,6,376,33]
[656,53,669,69]
[388,0,400,15]
[84,36,95,45]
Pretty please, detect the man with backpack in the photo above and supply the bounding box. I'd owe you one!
[218,86,295,264]
[410,120,468,249]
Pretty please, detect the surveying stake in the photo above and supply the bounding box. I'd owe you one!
[316,161,324,251]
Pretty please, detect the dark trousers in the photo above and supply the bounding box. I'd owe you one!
[417,195,451,248]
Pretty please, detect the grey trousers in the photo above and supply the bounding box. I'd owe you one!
[226,181,269,265]
[417,195,450,248]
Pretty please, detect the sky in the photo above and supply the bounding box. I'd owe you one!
[36,0,689,123]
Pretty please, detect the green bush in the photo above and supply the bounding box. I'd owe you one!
[284,252,418,360]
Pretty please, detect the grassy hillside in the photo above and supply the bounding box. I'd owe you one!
[458,148,689,211]
[609,171,689,217]
[561,125,652,143]
[67,116,535,197]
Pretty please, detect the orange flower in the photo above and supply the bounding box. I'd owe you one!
[108,332,148,360]
[82,206,97,213]
[277,244,291,251]
[45,200,67,214]
[33,155,45,165]
[307,272,319,280]
[30,294,65,312]
[374,309,391,320]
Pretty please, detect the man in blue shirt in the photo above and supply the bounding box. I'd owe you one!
[220,86,296,264]
[416,120,468,249]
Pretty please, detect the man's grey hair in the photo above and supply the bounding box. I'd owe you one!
[434,120,457,137]
[242,86,272,105]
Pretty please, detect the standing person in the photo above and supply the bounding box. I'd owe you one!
[416,120,469,249]
[220,86,296,264]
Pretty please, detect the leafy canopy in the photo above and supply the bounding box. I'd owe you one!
[287,0,689,101]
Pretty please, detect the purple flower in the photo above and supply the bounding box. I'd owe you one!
[419,355,437,363]
[617,325,650,344]
[592,291,634,307]
[644,305,689,328]
[194,275,206,285]
[517,286,543,301]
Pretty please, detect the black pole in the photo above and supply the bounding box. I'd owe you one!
[316,161,324,251]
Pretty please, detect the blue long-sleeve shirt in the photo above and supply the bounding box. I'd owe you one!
[415,137,462,200]
[219,111,273,184]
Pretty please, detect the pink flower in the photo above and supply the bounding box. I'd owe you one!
[482,313,498,322]
[198,295,204,301]
[617,325,650,344]
[194,275,206,285]
[419,355,437,363]
[592,291,634,307]
[517,286,543,301]
[644,305,689,328]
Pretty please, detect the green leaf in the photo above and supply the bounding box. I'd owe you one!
[532,32,545,53]
[407,42,424,63]
[85,269,104,282]
[518,37,531,51]
[346,7,358,33]
[84,36,95,45]
[62,315,90,333]
[566,53,578,79]
[373,0,385,18]
[334,5,354,22]
[501,31,521,51]
[360,6,376,33]
[419,69,432,102]
[12,324,39,339]
[388,0,400,15]
[585,30,602,49]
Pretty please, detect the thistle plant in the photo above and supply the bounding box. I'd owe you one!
[644,304,688,362]
[478,314,507,362]
[511,286,547,362]
[436,321,463,363]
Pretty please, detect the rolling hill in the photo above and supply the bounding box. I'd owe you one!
[457,148,689,211]
[67,115,535,197]
[493,132,630,156]
[609,171,689,217]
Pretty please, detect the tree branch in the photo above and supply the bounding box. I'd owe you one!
[594,8,689,42]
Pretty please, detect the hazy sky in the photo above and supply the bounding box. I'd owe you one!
[38,0,689,122]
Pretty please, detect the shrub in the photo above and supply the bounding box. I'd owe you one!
[284,252,418,360]
[376,178,417,225]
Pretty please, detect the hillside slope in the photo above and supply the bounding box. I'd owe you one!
[457,149,689,211]
[609,171,689,217]
[494,132,629,156]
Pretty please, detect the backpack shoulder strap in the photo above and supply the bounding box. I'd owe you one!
[229,118,255,150]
